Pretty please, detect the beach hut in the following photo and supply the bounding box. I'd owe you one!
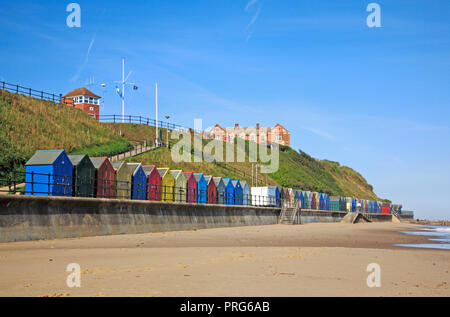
[183,172,197,203]
[223,178,235,205]
[127,163,147,200]
[330,196,340,211]
[251,186,277,207]
[241,181,250,205]
[158,168,175,202]
[283,188,290,207]
[232,180,243,205]
[319,193,324,210]
[311,192,317,210]
[25,150,73,197]
[204,176,217,204]
[143,165,161,201]
[382,203,391,215]
[294,190,301,208]
[90,157,115,199]
[214,177,226,205]
[193,173,207,204]
[68,154,95,198]
[277,186,285,206]
[288,188,295,207]
[112,161,132,199]
[299,191,304,208]
[171,170,187,202]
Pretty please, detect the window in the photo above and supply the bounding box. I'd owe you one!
[250,135,255,141]
[89,106,94,111]
[261,135,265,142]
[276,135,282,141]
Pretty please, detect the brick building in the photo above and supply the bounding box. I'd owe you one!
[62,88,101,121]
[209,123,290,147]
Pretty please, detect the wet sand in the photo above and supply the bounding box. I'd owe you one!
[0,222,448,297]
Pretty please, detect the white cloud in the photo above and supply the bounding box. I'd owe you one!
[245,0,262,41]
[71,35,96,83]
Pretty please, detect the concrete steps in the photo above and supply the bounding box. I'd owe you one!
[280,207,298,224]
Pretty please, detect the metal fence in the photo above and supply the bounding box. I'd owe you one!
[99,114,191,132]
[0,171,398,215]
[0,81,73,104]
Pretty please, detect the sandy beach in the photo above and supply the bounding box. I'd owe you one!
[0,222,448,297]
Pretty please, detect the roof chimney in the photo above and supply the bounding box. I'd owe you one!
[256,123,260,130]
[235,123,239,128]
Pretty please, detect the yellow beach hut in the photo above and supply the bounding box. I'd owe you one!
[111,161,132,199]
[158,168,175,202]
[171,170,187,202]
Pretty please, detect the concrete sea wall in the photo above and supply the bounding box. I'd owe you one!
[298,209,347,224]
[0,195,280,243]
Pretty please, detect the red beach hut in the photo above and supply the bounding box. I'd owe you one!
[311,192,317,210]
[143,165,161,201]
[90,157,115,199]
[204,175,217,204]
[183,172,197,203]
[284,188,290,207]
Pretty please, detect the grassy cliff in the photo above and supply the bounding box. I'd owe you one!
[0,90,131,180]
[0,90,379,199]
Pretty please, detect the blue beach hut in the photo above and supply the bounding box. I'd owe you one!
[194,173,207,204]
[127,163,147,200]
[231,179,243,205]
[223,178,235,205]
[25,149,73,196]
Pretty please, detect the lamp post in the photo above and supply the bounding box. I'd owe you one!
[165,115,170,148]
[100,83,106,113]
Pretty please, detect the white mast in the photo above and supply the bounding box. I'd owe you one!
[155,82,159,146]
[122,58,125,122]
[114,57,135,123]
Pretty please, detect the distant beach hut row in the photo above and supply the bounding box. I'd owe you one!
[22,149,401,214]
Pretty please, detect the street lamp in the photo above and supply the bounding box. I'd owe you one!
[165,115,170,148]
[100,83,106,112]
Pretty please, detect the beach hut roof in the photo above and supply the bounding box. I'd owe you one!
[90,157,109,169]
[231,179,241,187]
[67,154,88,167]
[157,167,170,178]
[111,161,126,171]
[204,175,214,185]
[26,150,65,166]
[126,163,142,176]
[240,180,248,188]
[193,173,204,182]
[143,165,157,176]
[171,170,183,179]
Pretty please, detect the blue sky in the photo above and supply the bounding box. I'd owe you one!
[0,0,449,219]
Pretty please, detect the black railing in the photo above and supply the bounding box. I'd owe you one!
[0,171,282,207]
[0,81,72,104]
[99,114,191,132]
[0,170,398,215]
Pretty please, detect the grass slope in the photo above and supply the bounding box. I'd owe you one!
[0,90,130,180]
[0,90,379,200]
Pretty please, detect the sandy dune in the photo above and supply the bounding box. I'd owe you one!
[0,222,448,297]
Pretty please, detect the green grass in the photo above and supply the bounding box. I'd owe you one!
[0,90,130,180]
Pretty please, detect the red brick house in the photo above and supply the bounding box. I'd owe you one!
[62,88,101,121]
[209,123,290,146]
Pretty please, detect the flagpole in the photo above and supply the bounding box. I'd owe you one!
[155,82,158,146]
[122,58,125,123]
